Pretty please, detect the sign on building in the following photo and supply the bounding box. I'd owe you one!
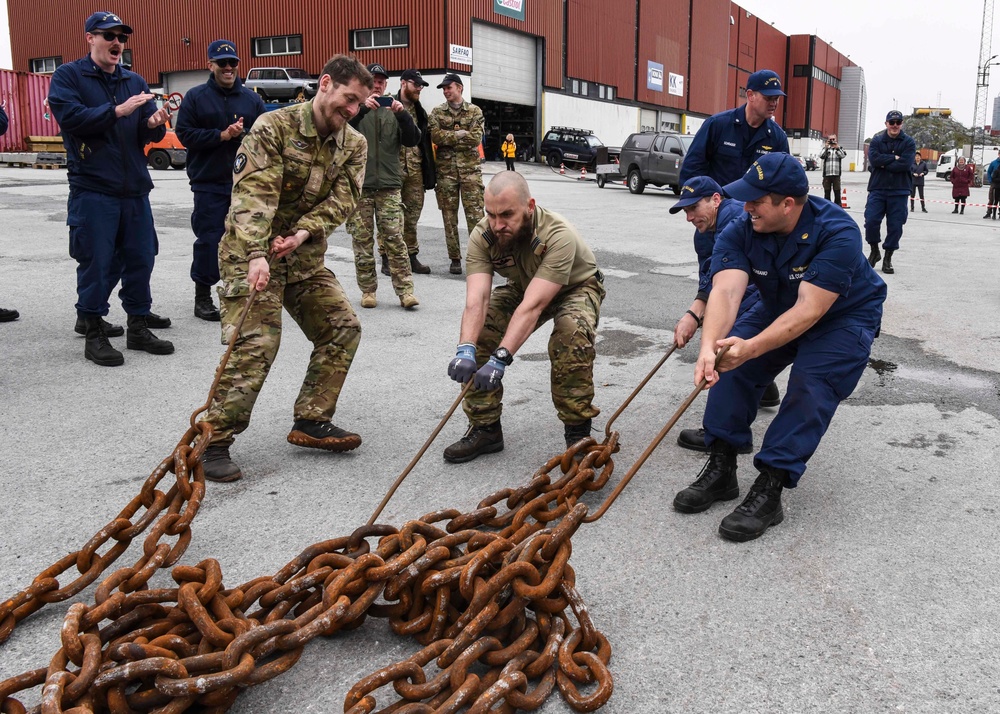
[647,61,663,92]
[450,44,473,65]
[494,0,526,21]
[668,72,684,97]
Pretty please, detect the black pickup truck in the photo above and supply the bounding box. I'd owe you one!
[613,131,695,194]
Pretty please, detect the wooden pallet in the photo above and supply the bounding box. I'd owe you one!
[32,163,64,170]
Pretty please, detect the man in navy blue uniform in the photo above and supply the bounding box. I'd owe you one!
[864,110,915,275]
[668,176,772,454]
[0,103,15,323]
[175,39,266,321]
[679,69,790,186]
[49,10,174,366]
[674,153,887,542]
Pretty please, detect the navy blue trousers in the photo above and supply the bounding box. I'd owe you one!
[863,192,908,251]
[68,189,157,317]
[703,304,876,485]
[190,190,231,287]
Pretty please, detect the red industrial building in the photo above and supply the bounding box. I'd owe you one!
[4,0,864,160]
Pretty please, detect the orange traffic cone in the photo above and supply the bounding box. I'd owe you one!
[579,166,587,180]
[840,188,850,209]
[559,163,565,175]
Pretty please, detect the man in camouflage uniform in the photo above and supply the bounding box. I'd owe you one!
[347,62,420,310]
[428,73,484,275]
[199,55,373,483]
[444,172,605,463]
[396,68,436,274]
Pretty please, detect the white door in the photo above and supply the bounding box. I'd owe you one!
[162,71,210,98]
[471,22,537,106]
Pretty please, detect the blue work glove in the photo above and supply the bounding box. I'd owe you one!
[473,357,506,391]
[448,343,478,383]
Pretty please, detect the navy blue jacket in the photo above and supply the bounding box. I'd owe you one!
[987,157,1000,184]
[866,130,916,194]
[712,196,886,336]
[175,75,266,194]
[0,106,7,136]
[48,56,165,197]
[680,105,790,186]
[695,197,745,301]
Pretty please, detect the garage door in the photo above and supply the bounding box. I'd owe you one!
[471,22,537,106]
[162,71,209,98]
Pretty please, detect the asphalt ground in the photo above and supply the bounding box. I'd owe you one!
[1,161,998,713]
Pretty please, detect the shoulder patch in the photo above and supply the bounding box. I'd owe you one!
[234,153,247,174]
[291,139,308,150]
[530,236,547,256]
[482,227,497,247]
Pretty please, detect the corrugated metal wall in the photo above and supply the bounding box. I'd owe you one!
[566,0,636,101]
[784,34,812,133]
[689,0,730,116]
[0,70,59,151]
[635,1,688,109]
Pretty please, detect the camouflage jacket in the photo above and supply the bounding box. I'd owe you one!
[219,101,367,293]
[428,101,484,174]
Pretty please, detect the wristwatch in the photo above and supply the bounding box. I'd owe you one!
[492,347,514,366]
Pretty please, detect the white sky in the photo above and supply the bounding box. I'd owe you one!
[0,0,994,141]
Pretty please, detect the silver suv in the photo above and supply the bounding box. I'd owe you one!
[244,67,317,101]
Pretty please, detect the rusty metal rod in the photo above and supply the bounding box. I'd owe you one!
[367,381,473,526]
[585,346,730,523]
[603,342,678,438]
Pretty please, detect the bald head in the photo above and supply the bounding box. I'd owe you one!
[486,171,531,204]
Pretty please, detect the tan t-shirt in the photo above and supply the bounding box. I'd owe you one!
[467,206,599,292]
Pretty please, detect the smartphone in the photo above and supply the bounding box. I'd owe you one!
[376,96,393,107]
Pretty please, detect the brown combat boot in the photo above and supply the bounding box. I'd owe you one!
[443,421,503,463]
[202,444,243,482]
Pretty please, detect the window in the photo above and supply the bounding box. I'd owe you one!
[352,26,409,50]
[653,136,666,152]
[30,56,60,74]
[253,34,302,57]
[121,49,133,69]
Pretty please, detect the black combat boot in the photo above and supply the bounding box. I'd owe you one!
[381,254,390,276]
[126,315,175,354]
[718,467,787,542]
[676,428,753,454]
[0,307,19,322]
[867,243,881,268]
[75,315,123,336]
[83,316,124,366]
[145,312,172,329]
[410,253,431,274]
[564,418,593,447]
[673,440,740,513]
[202,444,243,482]
[759,381,781,407]
[443,421,503,463]
[882,250,895,274]
[287,419,362,452]
[194,283,220,321]
[450,258,463,275]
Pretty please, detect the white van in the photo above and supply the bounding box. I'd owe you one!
[935,149,959,180]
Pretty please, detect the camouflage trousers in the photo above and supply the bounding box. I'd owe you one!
[464,277,605,427]
[204,268,361,446]
[400,166,425,256]
[347,188,413,295]
[435,167,484,260]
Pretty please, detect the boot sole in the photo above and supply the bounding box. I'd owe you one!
[673,488,741,514]
[76,324,124,337]
[86,351,124,367]
[677,433,752,455]
[718,507,784,542]
[194,311,221,322]
[126,341,175,355]
[443,440,504,463]
[287,431,362,452]
[204,469,242,483]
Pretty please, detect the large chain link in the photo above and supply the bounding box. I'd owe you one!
[0,435,620,713]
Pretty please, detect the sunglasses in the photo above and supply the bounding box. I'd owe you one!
[887,120,902,126]
[99,31,130,43]
[213,59,239,68]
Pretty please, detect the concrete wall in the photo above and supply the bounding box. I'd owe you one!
[541,91,640,148]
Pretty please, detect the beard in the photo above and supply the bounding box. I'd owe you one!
[496,215,534,251]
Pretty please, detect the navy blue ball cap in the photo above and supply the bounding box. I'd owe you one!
[208,40,239,61]
[885,110,903,122]
[722,153,809,202]
[437,73,464,88]
[85,11,132,34]
[367,63,389,78]
[747,69,786,97]
[668,176,725,214]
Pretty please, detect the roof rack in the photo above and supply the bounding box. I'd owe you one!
[549,126,593,135]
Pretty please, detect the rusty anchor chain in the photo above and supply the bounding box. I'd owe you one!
[1,335,719,713]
